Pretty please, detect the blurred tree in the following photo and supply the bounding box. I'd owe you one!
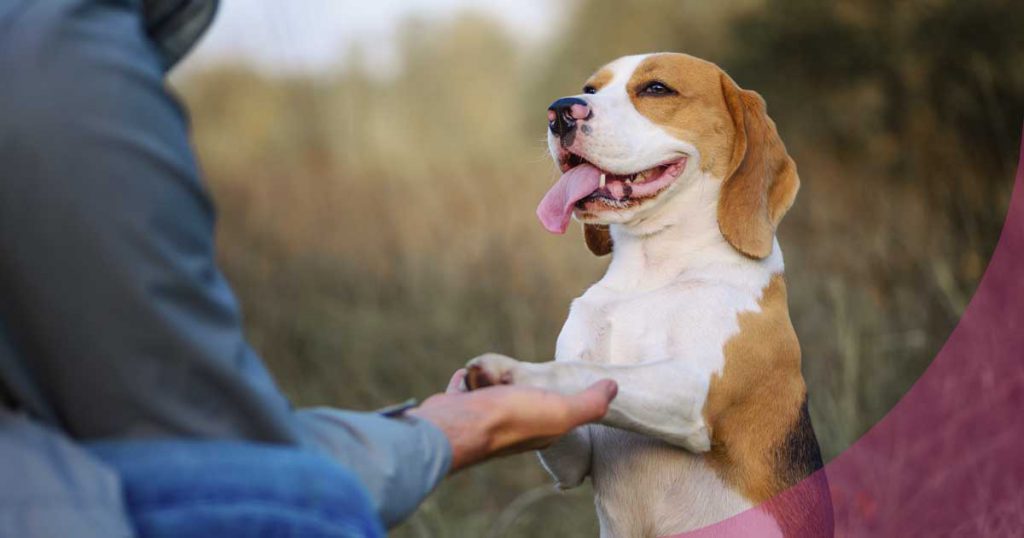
[733,0,1024,247]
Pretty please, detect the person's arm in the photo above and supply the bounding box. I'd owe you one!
[295,370,615,526]
[295,409,452,527]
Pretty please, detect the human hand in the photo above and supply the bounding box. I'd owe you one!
[408,368,617,473]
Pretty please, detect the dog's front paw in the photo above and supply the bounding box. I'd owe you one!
[465,353,523,390]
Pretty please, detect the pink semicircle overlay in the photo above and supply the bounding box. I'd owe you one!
[665,128,1024,537]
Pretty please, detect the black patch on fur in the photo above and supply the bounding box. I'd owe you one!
[769,397,834,537]
[778,399,824,487]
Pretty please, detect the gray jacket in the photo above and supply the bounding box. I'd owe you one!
[0,1,450,536]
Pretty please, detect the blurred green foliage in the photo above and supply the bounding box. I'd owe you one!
[176,1,1023,535]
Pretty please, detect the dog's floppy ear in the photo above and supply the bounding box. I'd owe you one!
[583,223,613,256]
[718,73,799,259]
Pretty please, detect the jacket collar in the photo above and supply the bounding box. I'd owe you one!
[143,0,219,70]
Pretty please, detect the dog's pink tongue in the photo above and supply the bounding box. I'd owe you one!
[537,164,602,234]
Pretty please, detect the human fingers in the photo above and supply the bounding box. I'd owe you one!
[484,380,617,450]
[560,379,618,427]
[446,368,468,393]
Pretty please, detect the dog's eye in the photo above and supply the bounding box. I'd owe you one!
[582,85,598,95]
[640,81,675,96]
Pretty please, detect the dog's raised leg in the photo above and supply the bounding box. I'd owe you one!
[466,353,712,453]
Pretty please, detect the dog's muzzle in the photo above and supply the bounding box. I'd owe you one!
[548,97,591,147]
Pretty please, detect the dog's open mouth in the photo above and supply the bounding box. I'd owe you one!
[537,152,687,234]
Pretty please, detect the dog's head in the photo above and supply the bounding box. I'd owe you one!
[537,53,798,259]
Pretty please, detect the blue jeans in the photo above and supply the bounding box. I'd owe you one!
[88,441,385,538]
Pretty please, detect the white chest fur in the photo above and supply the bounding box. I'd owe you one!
[558,274,760,367]
[549,198,786,535]
[555,273,772,534]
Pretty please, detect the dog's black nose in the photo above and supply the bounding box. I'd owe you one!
[548,97,591,137]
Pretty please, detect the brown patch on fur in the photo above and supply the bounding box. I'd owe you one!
[627,53,737,179]
[702,274,832,535]
[583,223,613,256]
[718,74,799,259]
[584,67,614,92]
[623,53,798,259]
[703,275,821,502]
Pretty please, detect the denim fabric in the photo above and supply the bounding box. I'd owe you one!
[89,441,385,538]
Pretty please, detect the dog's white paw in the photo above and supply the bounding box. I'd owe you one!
[464,353,523,390]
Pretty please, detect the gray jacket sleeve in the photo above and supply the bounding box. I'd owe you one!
[0,0,448,528]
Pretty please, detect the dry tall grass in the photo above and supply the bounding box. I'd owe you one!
[174,2,1022,535]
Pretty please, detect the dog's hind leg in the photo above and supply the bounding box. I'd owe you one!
[538,425,593,489]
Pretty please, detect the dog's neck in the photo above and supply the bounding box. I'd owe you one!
[599,172,783,292]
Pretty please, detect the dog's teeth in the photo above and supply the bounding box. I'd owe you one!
[625,175,633,184]
[599,173,606,188]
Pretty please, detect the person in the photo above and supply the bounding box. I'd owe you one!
[0,1,618,537]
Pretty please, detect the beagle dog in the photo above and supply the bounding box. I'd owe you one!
[466,53,831,537]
